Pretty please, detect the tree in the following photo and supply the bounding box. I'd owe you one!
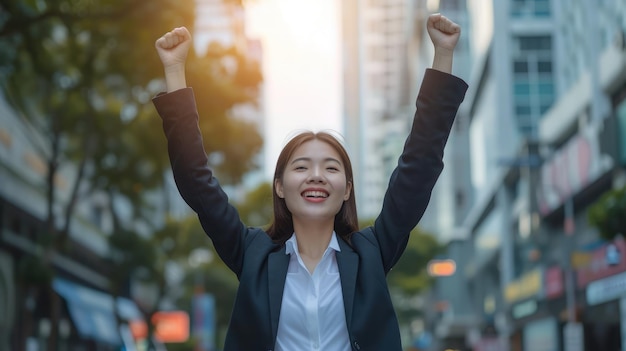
[234,181,274,227]
[169,181,273,348]
[387,227,442,295]
[0,0,263,348]
[588,185,626,241]
[381,222,443,325]
[358,218,443,296]
[141,215,238,350]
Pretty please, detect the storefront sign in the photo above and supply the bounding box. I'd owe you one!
[545,266,564,299]
[505,269,543,303]
[523,318,559,351]
[586,271,626,306]
[536,125,613,215]
[570,251,592,269]
[512,300,538,319]
[152,311,190,343]
[577,238,626,288]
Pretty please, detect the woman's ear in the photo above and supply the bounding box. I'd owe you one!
[344,180,352,201]
[275,179,284,198]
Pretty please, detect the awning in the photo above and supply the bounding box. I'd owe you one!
[116,297,144,321]
[117,297,148,340]
[52,278,121,346]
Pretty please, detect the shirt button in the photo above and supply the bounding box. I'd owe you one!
[353,341,361,350]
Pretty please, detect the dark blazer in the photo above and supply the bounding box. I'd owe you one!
[153,69,467,351]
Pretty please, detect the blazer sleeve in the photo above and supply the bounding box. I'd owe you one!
[373,69,468,272]
[153,88,246,275]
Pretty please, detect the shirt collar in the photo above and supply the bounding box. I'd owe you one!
[285,232,341,256]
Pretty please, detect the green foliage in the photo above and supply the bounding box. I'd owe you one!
[358,217,375,229]
[108,229,159,290]
[153,216,239,344]
[1,5,264,348]
[163,339,195,351]
[387,227,442,326]
[358,219,442,325]
[189,263,239,328]
[0,0,263,210]
[188,44,264,184]
[588,186,626,241]
[358,218,443,295]
[16,254,53,287]
[387,226,442,295]
[234,181,274,227]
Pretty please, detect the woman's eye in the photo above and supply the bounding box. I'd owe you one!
[327,167,339,172]
[295,166,307,170]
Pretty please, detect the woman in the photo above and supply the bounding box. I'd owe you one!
[153,13,468,351]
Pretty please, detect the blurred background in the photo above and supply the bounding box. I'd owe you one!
[0,0,625,350]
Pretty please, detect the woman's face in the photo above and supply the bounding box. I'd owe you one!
[275,139,352,223]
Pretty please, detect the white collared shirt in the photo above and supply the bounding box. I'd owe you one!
[275,232,351,351]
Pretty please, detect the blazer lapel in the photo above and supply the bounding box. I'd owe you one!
[268,248,290,343]
[336,239,358,332]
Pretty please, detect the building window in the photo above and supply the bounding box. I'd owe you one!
[514,61,529,74]
[511,35,555,139]
[511,0,551,18]
[537,61,552,73]
[518,35,552,52]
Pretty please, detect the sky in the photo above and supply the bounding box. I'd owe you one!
[244,0,342,179]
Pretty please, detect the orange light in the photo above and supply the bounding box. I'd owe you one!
[427,259,456,277]
[129,320,148,339]
[151,311,190,343]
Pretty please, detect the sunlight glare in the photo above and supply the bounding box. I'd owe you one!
[277,0,335,55]
[247,0,337,57]
[245,0,342,179]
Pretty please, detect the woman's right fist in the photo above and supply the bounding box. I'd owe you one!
[155,26,193,68]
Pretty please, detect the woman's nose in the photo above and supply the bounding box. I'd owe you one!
[307,167,325,183]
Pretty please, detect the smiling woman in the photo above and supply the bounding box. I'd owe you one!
[244,0,342,178]
[152,13,467,350]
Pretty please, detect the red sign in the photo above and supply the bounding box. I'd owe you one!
[576,238,626,288]
[545,266,564,299]
[152,311,190,343]
[536,127,608,215]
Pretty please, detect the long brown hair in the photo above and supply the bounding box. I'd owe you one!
[266,131,359,245]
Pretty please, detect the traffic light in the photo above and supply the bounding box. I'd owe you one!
[427,259,456,277]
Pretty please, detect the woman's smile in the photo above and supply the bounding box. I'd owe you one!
[276,139,351,221]
[302,188,330,202]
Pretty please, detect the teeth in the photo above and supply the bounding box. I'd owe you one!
[303,191,328,198]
